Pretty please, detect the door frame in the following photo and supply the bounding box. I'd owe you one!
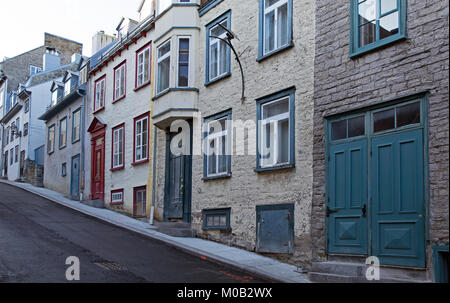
[88,117,107,201]
[163,119,193,223]
[324,92,430,266]
[71,154,81,199]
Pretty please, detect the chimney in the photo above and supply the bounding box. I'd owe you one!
[92,31,116,54]
[43,47,60,71]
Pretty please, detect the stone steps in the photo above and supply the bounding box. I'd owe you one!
[154,221,194,238]
[309,261,431,283]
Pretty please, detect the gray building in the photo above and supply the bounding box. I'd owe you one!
[310,0,449,282]
[0,33,83,179]
[39,57,90,200]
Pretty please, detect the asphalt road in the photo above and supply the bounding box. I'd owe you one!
[0,183,268,283]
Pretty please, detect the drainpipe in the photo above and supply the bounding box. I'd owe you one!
[149,125,157,225]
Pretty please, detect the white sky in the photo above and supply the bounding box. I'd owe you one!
[0,0,142,60]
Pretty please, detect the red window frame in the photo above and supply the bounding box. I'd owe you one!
[111,189,124,205]
[135,41,152,91]
[133,186,147,217]
[113,60,127,103]
[93,75,106,113]
[132,112,150,166]
[111,123,125,171]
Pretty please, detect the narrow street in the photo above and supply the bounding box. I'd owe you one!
[0,183,267,283]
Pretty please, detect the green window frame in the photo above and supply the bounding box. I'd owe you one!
[203,109,232,180]
[72,108,81,144]
[256,86,296,172]
[202,208,231,231]
[350,0,407,57]
[47,124,55,154]
[59,117,67,149]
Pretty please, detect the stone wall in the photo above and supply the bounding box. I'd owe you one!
[190,0,316,267]
[312,0,449,266]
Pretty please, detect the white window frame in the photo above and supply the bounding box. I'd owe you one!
[30,65,42,76]
[134,116,149,162]
[64,78,72,96]
[48,125,55,154]
[260,97,290,168]
[51,90,59,106]
[94,77,106,111]
[177,36,190,87]
[114,63,126,101]
[112,126,124,169]
[209,19,229,82]
[156,40,171,94]
[72,109,81,142]
[59,117,67,149]
[111,190,124,203]
[263,0,289,55]
[206,117,230,177]
[136,45,151,88]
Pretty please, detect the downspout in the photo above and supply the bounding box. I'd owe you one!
[149,125,157,225]
[76,86,86,201]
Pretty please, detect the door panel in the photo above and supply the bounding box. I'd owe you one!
[91,136,105,200]
[71,155,80,198]
[371,129,425,267]
[328,139,368,255]
[166,129,186,220]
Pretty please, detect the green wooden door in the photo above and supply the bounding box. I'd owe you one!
[371,129,426,268]
[328,139,368,255]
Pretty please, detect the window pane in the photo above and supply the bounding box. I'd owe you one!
[379,11,399,39]
[331,120,347,140]
[277,3,288,47]
[265,0,280,7]
[210,42,218,79]
[158,42,170,58]
[263,98,289,119]
[279,118,289,164]
[219,215,227,226]
[144,50,150,82]
[359,21,376,47]
[264,10,275,53]
[219,40,227,75]
[374,109,395,132]
[348,116,365,138]
[213,216,220,226]
[158,58,170,92]
[381,0,397,15]
[208,140,216,174]
[397,102,421,128]
[358,0,376,24]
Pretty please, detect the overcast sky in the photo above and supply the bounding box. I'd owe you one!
[0,0,142,60]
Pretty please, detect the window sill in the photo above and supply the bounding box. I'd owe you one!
[72,139,80,145]
[59,145,67,151]
[202,173,232,181]
[112,95,126,104]
[254,163,295,173]
[152,87,199,101]
[202,227,232,232]
[110,166,125,172]
[47,151,54,155]
[93,107,105,115]
[205,72,231,87]
[110,202,124,206]
[132,159,149,166]
[134,81,151,92]
[256,42,294,63]
[350,34,407,58]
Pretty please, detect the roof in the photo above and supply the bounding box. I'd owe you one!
[90,40,119,70]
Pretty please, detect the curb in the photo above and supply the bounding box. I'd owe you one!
[0,180,309,283]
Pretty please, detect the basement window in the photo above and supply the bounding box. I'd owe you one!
[202,208,231,231]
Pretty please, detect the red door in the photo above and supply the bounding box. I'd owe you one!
[91,135,105,200]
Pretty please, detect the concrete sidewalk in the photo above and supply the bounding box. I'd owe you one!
[0,180,310,283]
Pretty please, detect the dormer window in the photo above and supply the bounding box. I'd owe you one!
[30,65,42,76]
[64,79,72,96]
[52,90,58,105]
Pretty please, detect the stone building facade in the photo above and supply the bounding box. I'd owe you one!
[311,0,448,281]
[152,0,316,267]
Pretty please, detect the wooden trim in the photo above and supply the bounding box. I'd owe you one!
[111,123,125,171]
